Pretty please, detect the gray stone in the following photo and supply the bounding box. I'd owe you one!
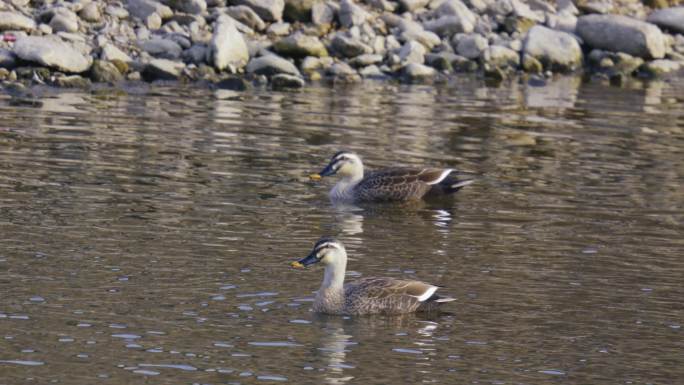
[643,59,681,76]
[455,33,488,59]
[271,73,305,89]
[246,54,300,76]
[267,22,290,36]
[90,60,123,83]
[143,58,185,80]
[0,12,37,32]
[424,0,476,35]
[359,64,384,77]
[13,36,91,73]
[647,7,684,35]
[424,15,474,37]
[399,40,426,64]
[399,28,441,50]
[227,5,266,31]
[140,38,183,59]
[101,43,133,62]
[350,53,383,67]
[161,0,207,15]
[482,45,519,69]
[402,62,436,82]
[339,0,370,28]
[546,12,577,34]
[325,61,361,82]
[312,1,336,27]
[399,0,429,12]
[284,0,315,22]
[183,44,209,64]
[331,33,371,58]
[79,3,102,23]
[576,15,666,59]
[49,9,79,33]
[210,15,249,71]
[127,0,173,20]
[523,25,582,71]
[0,48,17,69]
[105,5,130,19]
[578,0,613,15]
[273,33,328,58]
[53,75,91,88]
[233,0,285,22]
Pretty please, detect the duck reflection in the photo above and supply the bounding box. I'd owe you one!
[309,313,450,384]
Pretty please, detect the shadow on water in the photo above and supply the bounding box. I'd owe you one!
[0,76,683,384]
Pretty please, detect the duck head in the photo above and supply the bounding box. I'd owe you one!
[309,151,364,181]
[291,237,347,268]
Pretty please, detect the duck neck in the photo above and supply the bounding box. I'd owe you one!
[331,165,364,200]
[314,252,347,313]
[320,256,347,292]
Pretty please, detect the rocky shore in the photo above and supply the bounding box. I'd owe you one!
[0,0,683,90]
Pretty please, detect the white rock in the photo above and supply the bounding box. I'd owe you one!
[339,0,370,28]
[647,7,684,35]
[233,0,284,22]
[359,64,384,77]
[402,62,436,81]
[101,43,133,62]
[523,25,582,71]
[246,54,301,76]
[13,36,90,73]
[482,45,519,68]
[105,5,130,19]
[644,59,681,75]
[576,14,665,59]
[399,40,426,64]
[210,15,249,71]
[400,28,441,50]
[79,3,102,22]
[267,21,290,35]
[50,9,80,33]
[144,58,185,80]
[456,33,488,59]
[0,12,37,32]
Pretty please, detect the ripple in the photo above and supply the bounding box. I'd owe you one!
[133,369,159,376]
[248,341,302,347]
[539,369,565,376]
[0,360,45,366]
[257,375,288,381]
[138,363,198,371]
[392,348,423,354]
[112,334,142,339]
[236,292,279,298]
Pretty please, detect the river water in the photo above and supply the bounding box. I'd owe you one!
[0,77,682,384]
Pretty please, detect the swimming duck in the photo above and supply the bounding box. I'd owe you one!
[291,237,455,315]
[309,151,473,203]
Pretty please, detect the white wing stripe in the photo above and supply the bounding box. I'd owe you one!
[416,286,438,302]
[426,169,453,185]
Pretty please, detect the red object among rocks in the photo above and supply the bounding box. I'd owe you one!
[2,34,17,42]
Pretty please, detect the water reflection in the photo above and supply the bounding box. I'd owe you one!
[1,77,683,385]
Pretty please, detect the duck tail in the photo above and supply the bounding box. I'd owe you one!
[445,179,474,193]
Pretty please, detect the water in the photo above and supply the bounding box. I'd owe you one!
[0,77,683,384]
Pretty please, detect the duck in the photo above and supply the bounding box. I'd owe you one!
[309,151,473,203]
[291,237,455,315]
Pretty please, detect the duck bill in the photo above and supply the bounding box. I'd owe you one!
[318,162,338,177]
[290,252,319,269]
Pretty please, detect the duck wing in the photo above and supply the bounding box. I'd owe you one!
[343,277,447,315]
[354,168,453,202]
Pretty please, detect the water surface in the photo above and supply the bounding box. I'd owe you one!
[0,77,683,384]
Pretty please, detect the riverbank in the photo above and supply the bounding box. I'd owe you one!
[0,0,683,90]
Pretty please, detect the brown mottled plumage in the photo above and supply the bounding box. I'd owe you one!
[311,152,473,203]
[292,237,455,315]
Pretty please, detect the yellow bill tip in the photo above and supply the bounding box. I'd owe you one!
[291,261,304,268]
[308,173,322,181]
